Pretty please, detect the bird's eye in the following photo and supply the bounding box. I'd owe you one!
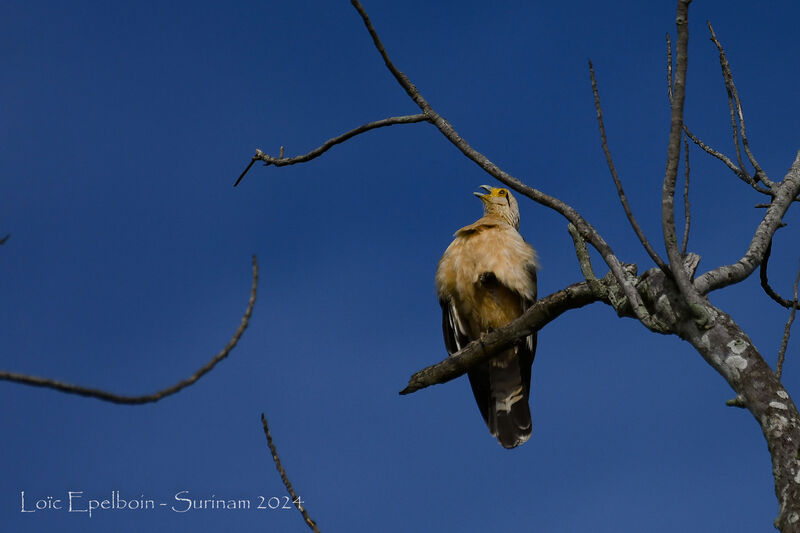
[498,189,507,196]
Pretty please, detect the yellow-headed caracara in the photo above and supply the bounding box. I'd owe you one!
[435,185,538,449]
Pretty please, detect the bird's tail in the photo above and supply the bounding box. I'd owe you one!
[487,349,532,449]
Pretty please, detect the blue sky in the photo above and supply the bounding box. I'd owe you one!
[2,1,800,531]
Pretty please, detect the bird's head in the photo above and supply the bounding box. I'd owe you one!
[474,185,520,228]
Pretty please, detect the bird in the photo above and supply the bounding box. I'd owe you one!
[435,185,538,449]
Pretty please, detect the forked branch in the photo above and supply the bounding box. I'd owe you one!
[694,152,800,295]
[707,21,772,189]
[682,125,767,190]
[667,30,771,194]
[567,223,605,297]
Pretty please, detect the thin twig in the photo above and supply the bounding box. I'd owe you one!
[682,124,761,190]
[709,24,746,181]
[235,114,428,186]
[776,261,800,378]
[681,136,691,256]
[589,60,669,273]
[0,256,259,403]
[707,22,772,189]
[0,234,9,245]
[760,240,797,309]
[567,223,605,297]
[260,414,321,533]
[350,0,659,330]
[235,158,258,187]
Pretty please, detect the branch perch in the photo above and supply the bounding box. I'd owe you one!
[401,280,606,395]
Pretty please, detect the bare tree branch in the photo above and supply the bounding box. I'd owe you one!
[0,256,259,404]
[695,152,800,295]
[776,261,800,379]
[671,300,800,532]
[682,124,769,191]
[761,239,798,309]
[661,0,705,314]
[589,60,669,273]
[0,234,9,245]
[260,414,321,533]
[234,114,429,186]
[707,22,773,190]
[666,33,673,102]
[567,223,606,297]
[667,31,771,195]
[669,30,768,193]
[710,25,747,183]
[681,136,691,256]
[401,280,608,395]
[349,0,659,330]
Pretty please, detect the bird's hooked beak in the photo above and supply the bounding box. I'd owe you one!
[473,184,494,203]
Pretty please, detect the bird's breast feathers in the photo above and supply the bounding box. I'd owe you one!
[436,221,537,303]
